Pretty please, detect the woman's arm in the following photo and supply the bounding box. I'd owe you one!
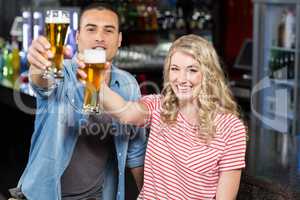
[100,84,148,126]
[130,166,144,191]
[215,170,241,200]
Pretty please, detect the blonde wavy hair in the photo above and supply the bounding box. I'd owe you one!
[161,34,239,141]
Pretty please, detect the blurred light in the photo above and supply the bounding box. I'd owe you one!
[22,11,30,18]
[33,25,39,39]
[33,11,41,19]
[73,12,78,30]
[22,24,29,51]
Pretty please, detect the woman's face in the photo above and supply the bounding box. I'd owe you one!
[169,51,202,103]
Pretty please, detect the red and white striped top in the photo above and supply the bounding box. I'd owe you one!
[138,95,247,200]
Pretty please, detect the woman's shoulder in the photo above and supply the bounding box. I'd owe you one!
[215,113,247,137]
[140,94,163,109]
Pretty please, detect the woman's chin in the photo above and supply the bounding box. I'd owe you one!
[175,93,193,102]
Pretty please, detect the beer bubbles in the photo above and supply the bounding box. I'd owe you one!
[44,9,70,80]
[82,48,106,114]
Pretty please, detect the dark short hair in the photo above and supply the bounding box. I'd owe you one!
[79,2,121,32]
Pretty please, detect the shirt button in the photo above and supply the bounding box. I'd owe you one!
[119,172,122,176]
[118,153,122,157]
[71,99,75,103]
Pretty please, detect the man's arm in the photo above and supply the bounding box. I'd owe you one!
[130,166,144,191]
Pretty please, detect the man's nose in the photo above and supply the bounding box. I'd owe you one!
[95,30,105,42]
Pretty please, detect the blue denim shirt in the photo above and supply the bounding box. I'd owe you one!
[17,58,147,200]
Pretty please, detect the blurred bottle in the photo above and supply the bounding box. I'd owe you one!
[269,49,278,79]
[11,38,21,85]
[269,50,295,80]
[137,4,147,30]
[19,51,28,74]
[278,9,296,48]
[176,7,186,29]
[128,3,138,30]
[19,70,35,96]
[150,6,158,30]
[288,53,295,79]
[0,38,5,82]
[2,42,14,88]
[190,9,200,30]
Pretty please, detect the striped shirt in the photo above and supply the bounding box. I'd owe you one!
[138,95,247,200]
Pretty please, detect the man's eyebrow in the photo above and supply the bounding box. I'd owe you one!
[104,25,116,29]
[84,24,117,30]
[84,23,97,28]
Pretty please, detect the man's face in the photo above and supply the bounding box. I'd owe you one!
[76,9,122,62]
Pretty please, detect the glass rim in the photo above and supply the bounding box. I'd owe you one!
[45,9,70,24]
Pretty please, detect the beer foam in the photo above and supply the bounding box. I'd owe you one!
[45,10,70,24]
[84,49,106,63]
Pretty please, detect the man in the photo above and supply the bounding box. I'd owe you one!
[11,3,147,200]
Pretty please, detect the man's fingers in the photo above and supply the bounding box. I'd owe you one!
[76,53,85,69]
[77,69,87,79]
[27,51,49,70]
[27,36,53,71]
[105,61,111,69]
[30,40,48,55]
[27,47,51,68]
[38,36,51,49]
[63,45,73,59]
[34,36,53,58]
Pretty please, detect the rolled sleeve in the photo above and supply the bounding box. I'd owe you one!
[29,80,56,99]
[126,126,147,168]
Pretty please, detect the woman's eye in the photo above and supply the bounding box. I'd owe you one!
[189,68,198,73]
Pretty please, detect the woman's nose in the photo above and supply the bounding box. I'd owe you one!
[178,71,187,82]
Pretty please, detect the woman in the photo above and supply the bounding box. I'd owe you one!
[82,34,247,199]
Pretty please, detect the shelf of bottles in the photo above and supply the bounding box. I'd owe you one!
[61,0,215,39]
[250,1,300,191]
[258,5,297,134]
[107,0,215,44]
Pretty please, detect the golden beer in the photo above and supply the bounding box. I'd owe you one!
[45,10,70,79]
[83,49,106,113]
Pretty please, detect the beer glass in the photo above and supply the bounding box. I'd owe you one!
[44,9,70,79]
[82,48,106,113]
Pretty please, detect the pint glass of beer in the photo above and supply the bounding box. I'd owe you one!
[82,48,106,113]
[44,9,70,79]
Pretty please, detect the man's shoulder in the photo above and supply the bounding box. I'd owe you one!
[112,66,138,85]
[111,66,141,100]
